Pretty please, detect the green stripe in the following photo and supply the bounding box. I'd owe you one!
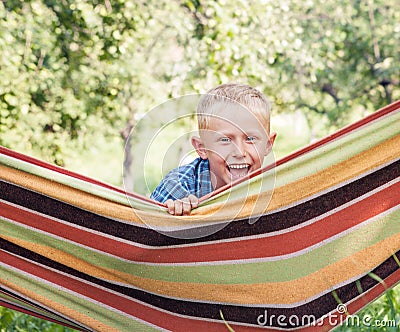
[0,266,159,332]
[2,208,399,284]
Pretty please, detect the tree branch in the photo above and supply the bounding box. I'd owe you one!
[298,102,327,115]
[321,83,341,105]
[368,0,381,62]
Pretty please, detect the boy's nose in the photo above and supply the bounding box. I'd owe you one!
[232,140,247,158]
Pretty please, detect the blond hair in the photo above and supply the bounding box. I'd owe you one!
[196,83,272,132]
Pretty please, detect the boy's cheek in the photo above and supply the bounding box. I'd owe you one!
[246,144,262,157]
[208,145,230,159]
[254,143,270,157]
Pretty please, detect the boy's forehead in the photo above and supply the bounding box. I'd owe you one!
[206,100,246,114]
[204,101,269,130]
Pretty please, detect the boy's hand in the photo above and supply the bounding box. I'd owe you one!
[165,194,199,216]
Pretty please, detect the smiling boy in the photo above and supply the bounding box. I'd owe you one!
[151,83,276,215]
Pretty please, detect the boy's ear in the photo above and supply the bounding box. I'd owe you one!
[191,136,208,159]
[270,132,277,146]
[264,132,277,155]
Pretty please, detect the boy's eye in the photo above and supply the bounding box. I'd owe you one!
[220,137,231,142]
[246,136,257,142]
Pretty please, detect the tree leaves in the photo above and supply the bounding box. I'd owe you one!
[0,0,398,165]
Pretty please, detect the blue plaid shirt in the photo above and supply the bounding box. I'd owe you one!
[150,157,213,203]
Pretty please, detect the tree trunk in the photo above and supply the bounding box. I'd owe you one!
[121,99,136,193]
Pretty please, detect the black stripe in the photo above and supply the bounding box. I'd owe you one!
[1,238,398,328]
[1,160,398,246]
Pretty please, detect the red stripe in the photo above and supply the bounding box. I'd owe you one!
[1,180,398,263]
[1,201,141,260]
[157,180,400,262]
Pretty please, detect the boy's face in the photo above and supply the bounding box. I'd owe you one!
[192,104,275,190]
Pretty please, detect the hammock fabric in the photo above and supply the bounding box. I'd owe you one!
[1,100,399,331]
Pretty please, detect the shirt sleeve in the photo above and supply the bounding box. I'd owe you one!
[150,169,192,203]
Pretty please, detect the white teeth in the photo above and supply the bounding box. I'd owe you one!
[229,164,249,169]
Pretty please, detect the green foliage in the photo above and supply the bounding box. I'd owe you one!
[1,0,399,170]
[0,306,76,332]
[178,0,400,133]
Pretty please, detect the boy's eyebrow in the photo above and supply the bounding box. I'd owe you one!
[212,129,266,138]
[243,129,265,136]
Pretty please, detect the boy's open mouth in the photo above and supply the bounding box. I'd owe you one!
[227,164,250,180]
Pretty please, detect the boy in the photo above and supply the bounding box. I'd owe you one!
[151,83,276,215]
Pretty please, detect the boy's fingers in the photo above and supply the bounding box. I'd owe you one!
[181,197,191,216]
[165,199,175,215]
[165,196,198,216]
[174,201,183,215]
[188,195,199,208]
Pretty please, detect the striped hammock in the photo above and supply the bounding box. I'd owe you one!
[1,101,399,331]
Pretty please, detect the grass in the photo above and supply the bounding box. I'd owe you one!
[0,307,76,332]
[333,284,400,331]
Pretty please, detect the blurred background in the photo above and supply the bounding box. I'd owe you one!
[0,0,399,330]
[1,0,399,193]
